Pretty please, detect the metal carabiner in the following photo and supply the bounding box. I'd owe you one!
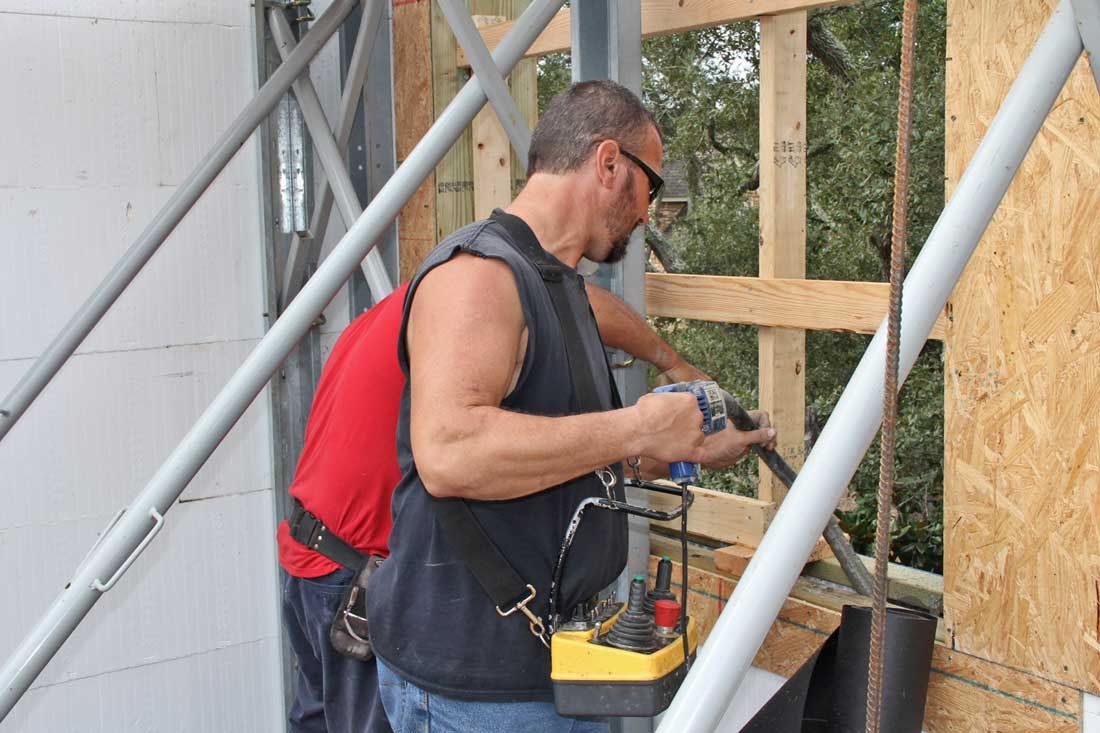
[595,466,617,500]
[496,584,551,649]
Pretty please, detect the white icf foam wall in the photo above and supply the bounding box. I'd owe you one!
[0,2,287,730]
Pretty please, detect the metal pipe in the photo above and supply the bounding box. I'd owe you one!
[1071,0,1100,92]
[658,3,1084,730]
[0,0,566,720]
[438,0,531,163]
[0,0,358,445]
[281,0,384,307]
[269,9,393,301]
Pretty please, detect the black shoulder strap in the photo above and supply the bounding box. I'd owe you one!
[428,211,616,618]
[488,209,602,414]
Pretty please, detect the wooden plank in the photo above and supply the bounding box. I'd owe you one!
[457,0,857,65]
[507,6,537,198]
[757,11,807,504]
[647,553,1084,731]
[471,16,512,220]
[804,554,945,615]
[651,533,875,618]
[393,0,436,280]
[647,485,775,546]
[714,536,831,576]
[433,2,536,240]
[430,0,474,241]
[944,0,1100,694]
[646,273,949,339]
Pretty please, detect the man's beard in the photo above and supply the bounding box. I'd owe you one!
[602,175,638,264]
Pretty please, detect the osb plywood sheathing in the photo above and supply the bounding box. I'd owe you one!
[944,0,1100,694]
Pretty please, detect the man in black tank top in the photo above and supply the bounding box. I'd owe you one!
[367,81,776,732]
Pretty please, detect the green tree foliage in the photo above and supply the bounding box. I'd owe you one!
[536,1,947,571]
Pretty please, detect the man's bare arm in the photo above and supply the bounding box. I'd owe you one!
[585,283,708,383]
[407,254,707,501]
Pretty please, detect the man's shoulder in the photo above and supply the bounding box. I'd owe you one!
[419,218,517,272]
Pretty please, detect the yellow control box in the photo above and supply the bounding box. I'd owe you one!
[551,609,698,717]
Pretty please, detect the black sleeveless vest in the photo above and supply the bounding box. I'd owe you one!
[365,216,627,701]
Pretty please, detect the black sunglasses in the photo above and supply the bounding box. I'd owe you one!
[618,148,664,204]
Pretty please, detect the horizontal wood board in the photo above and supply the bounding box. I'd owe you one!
[647,273,948,339]
[648,485,775,546]
[457,0,856,64]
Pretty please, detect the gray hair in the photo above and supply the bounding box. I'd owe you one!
[527,80,658,177]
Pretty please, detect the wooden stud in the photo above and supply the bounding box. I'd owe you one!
[393,0,436,281]
[457,0,858,65]
[645,273,949,339]
[430,0,474,241]
[757,12,807,504]
[471,16,513,220]
[432,1,537,241]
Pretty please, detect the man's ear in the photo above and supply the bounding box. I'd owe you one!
[593,139,621,190]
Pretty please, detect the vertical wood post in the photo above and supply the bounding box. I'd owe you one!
[472,15,514,219]
[394,0,437,281]
[758,12,807,504]
[435,2,538,235]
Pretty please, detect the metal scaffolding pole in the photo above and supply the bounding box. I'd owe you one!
[0,0,358,446]
[269,8,393,301]
[657,3,1085,731]
[438,0,531,163]
[0,0,566,720]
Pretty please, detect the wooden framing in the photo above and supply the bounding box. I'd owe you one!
[757,12,807,504]
[456,0,856,66]
[471,15,514,220]
[430,1,537,244]
[646,273,949,338]
[393,0,436,281]
[648,485,775,546]
[651,553,1084,731]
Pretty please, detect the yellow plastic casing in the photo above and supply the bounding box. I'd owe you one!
[550,612,698,683]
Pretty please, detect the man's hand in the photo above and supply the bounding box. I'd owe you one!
[631,392,708,465]
[700,411,777,469]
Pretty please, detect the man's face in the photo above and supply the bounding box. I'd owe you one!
[602,172,638,263]
[597,126,663,264]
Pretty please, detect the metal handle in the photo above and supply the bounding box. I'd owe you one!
[92,507,165,592]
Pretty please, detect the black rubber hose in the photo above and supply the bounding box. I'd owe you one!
[719,389,875,597]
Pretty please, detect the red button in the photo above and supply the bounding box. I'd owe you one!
[654,598,680,628]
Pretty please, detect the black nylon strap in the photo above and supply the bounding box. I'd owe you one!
[488,210,603,414]
[428,211,612,613]
[288,499,367,572]
[433,499,532,609]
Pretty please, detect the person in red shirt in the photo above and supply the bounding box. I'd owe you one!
[276,280,773,733]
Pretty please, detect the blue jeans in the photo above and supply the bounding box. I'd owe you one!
[281,568,393,733]
[376,658,608,733]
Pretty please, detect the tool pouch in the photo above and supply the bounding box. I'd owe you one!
[329,556,383,661]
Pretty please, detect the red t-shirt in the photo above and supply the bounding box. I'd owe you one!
[276,283,409,577]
